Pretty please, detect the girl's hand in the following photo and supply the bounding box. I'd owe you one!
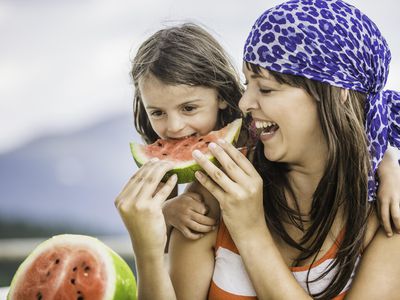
[376,146,400,237]
[192,139,265,239]
[163,192,217,240]
[115,158,177,258]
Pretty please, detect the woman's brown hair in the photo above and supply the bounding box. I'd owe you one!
[131,23,244,144]
[247,62,371,299]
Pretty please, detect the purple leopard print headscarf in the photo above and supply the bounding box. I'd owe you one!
[243,0,400,201]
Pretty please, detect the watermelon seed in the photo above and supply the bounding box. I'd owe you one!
[46,271,50,277]
[199,138,204,141]
[77,291,82,294]
[77,296,84,300]
[162,153,167,156]
[73,266,78,272]
[84,266,90,272]
[71,278,76,285]
[205,142,210,145]
[36,291,43,300]
[55,259,60,264]
[184,144,189,147]
[157,142,162,147]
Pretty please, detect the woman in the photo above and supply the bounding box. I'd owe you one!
[116,0,400,299]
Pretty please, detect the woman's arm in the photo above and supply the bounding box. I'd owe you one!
[169,228,217,300]
[193,140,313,299]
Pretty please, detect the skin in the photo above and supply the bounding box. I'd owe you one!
[138,73,227,239]
[116,67,400,299]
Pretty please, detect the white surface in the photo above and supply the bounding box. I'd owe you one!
[0,287,9,300]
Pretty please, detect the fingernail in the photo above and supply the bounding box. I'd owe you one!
[217,138,226,144]
[387,232,393,237]
[150,157,159,162]
[192,150,203,159]
[209,142,217,149]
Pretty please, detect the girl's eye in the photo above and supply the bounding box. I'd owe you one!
[150,110,164,117]
[182,105,197,112]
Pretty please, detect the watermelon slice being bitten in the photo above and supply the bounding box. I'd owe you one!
[130,118,242,184]
[7,234,137,300]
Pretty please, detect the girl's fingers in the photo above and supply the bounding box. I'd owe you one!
[153,174,178,205]
[390,201,400,234]
[186,220,215,233]
[192,150,234,193]
[194,171,225,204]
[380,202,392,237]
[190,212,217,226]
[134,160,175,199]
[216,139,258,176]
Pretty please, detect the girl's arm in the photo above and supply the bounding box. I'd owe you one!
[376,145,400,236]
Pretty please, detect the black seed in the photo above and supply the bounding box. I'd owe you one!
[73,267,78,272]
[84,266,90,272]
[47,271,50,277]
[77,296,84,300]
[77,291,82,294]
[184,144,189,147]
[71,278,76,285]
[205,141,210,145]
[157,142,162,147]
[36,291,42,300]
[55,259,60,264]
[199,138,204,141]
[162,153,167,156]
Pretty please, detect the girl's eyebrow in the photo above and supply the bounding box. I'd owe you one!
[145,99,203,110]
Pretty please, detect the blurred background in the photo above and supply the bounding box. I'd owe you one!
[0,0,398,287]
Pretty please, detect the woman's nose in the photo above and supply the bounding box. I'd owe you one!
[239,89,258,114]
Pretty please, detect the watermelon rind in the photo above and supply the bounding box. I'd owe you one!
[130,118,242,184]
[7,234,137,300]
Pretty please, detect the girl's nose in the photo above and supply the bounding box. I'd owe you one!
[167,115,185,133]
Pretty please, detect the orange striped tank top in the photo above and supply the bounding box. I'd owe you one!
[208,221,359,300]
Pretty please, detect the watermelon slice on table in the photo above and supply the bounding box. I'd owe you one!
[130,118,242,184]
[7,234,136,300]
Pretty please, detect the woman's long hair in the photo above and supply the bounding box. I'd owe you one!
[248,62,372,299]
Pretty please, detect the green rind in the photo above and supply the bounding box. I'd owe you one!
[130,118,242,184]
[110,250,137,300]
[7,235,137,300]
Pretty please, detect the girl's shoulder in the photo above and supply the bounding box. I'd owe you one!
[363,206,380,250]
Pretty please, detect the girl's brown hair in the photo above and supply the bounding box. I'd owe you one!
[131,23,244,144]
[247,62,371,299]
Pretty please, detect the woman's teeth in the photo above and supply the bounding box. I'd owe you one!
[255,120,276,129]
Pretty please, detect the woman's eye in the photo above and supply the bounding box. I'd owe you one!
[259,88,272,94]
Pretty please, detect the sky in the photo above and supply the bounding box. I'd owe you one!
[0,0,399,154]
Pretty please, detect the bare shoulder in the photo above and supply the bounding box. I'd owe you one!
[346,209,400,299]
[168,229,217,300]
[362,206,380,249]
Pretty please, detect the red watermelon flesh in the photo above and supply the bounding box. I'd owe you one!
[13,246,106,299]
[145,130,222,161]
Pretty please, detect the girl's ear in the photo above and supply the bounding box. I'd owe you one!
[218,100,228,110]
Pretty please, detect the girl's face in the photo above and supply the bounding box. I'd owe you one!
[239,64,328,167]
[139,74,227,140]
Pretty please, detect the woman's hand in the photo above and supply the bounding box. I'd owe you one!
[192,139,265,239]
[115,158,177,259]
[163,192,217,240]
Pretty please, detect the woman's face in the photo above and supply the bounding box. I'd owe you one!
[239,64,328,167]
[139,74,227,140]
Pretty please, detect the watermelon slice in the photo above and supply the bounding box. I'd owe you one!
[7,234,136,300]
[130,118,242,184]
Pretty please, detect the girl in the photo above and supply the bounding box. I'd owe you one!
[116,7,400,299]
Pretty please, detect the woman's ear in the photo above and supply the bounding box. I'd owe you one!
[340,89,349,104]
[218,100,228,110]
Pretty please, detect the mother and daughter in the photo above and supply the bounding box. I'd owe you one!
[116,0,400,299]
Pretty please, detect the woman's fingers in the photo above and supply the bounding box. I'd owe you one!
[216,139,258,176]
[194,170,225,204]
